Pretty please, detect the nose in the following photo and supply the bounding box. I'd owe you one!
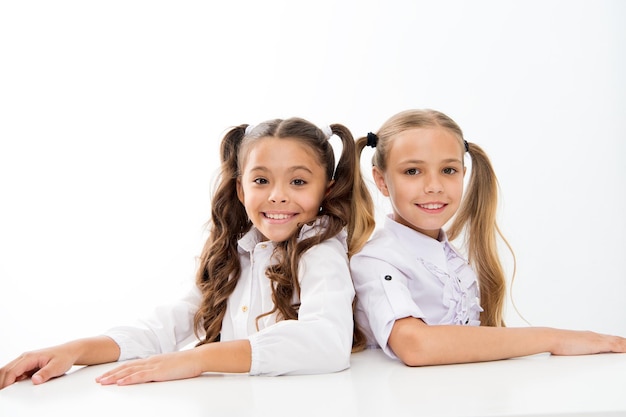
[424,173,443,194]
[269,184,288,203]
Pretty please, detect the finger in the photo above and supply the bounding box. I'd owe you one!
[98,365,148,385]
[31,358,71,385]
[0,356,43,389]
[0,370,18,390]
[1,367,37,389]
[116,364,169,386]
[114,369,154,386]
[95,362,133,383]
[15,374,30,382]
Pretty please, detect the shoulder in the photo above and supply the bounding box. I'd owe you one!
[303,230,348,261]
[299,216,349,256]
[350,228,413,282]
[352,227,408,264]
[298,231,351,287]
[356,227,393,252]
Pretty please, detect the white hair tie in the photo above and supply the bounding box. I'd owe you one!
[321,125,333,139]
[245,124,256,135]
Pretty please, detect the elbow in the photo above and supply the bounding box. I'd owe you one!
[396,353,422,367]
[299,324,352,375]
[318,330,352,373]
[391,338,426,367]
[323,350,351,374]
[388,319,433,367]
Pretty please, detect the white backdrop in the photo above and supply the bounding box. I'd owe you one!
[1,0,625,363]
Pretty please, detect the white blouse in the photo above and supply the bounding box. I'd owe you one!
[104,218,355,376]
[350,215,483,359]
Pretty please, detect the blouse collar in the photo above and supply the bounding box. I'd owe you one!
[384,215,468,273]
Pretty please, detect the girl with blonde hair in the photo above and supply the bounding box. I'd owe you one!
[351,109,626,365]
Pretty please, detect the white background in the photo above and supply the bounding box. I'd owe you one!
[1,0,624,363]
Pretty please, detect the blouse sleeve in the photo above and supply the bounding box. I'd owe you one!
[103,286,202,361]
[247,236,354,376]
[350,253,424,359]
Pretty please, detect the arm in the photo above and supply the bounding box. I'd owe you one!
[246,236,354,375]
[1,286,201,390]
[96,339,251,385]
[0,335,120,389]
[97,235,353,383]
[104,286,201,361]
[389,317,626,366]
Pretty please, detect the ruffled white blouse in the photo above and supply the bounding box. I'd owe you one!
[104,217,355,376]
[350,215,483,359]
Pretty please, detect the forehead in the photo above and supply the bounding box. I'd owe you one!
[240,136,325,171]
[389,127,462,159]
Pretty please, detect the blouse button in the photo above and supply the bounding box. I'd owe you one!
[384,275,392,281]
[242,306,248,313]
[260,244,267,249]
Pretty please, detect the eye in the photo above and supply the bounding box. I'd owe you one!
[442,167,458,175]
[291,178,307,186]
[253,178,268,185]
[405,168,419,176]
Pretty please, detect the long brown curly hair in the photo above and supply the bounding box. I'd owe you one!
[194,118,374,350]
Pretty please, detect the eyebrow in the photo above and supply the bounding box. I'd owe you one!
[248,165,315,174]
[398,158,462,165]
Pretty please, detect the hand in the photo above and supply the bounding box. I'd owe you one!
[0,336,119,390]
[0,345,77,389]
[96,350,203,386]
[551,330,626,356]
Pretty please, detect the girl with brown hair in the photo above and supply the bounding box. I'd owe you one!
[0,117,374,388]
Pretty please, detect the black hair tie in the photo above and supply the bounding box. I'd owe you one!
[366,132,378,148]
[464,140,469,153]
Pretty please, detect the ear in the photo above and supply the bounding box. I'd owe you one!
[236,178,244,203]
[372,166,390,197]
[325,179,335,196]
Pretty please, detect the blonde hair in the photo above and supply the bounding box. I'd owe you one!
[194,117,374,350]
[356,109,511,327]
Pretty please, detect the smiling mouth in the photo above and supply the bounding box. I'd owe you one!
[418,203,445,210]
[264,213,294,220]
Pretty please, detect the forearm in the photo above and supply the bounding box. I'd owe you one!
[95,339,252,385]
[389,318,561,366]
[193,339,252,374]
[65,336,121,365]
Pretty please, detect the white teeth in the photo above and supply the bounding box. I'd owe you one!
[420,203,444,210]
[266,213,290,220]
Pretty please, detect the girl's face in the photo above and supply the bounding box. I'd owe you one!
[237,137,332,242]
[373,127,466,239]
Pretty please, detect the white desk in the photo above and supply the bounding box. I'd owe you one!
[1,349,625,417]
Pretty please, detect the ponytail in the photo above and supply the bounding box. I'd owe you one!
[352,135,377,255]
[447,142,510,327]
[194,125,251,345]
[328,124,375,352]
[328,125,375,258]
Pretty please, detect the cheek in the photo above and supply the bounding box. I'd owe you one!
[450,180,464,198]
[386,174,409,196]
[312,190,326,207]
[306,188,327,211]
[237,183,259,208]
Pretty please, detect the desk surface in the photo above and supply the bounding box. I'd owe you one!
[1,349,625,417]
